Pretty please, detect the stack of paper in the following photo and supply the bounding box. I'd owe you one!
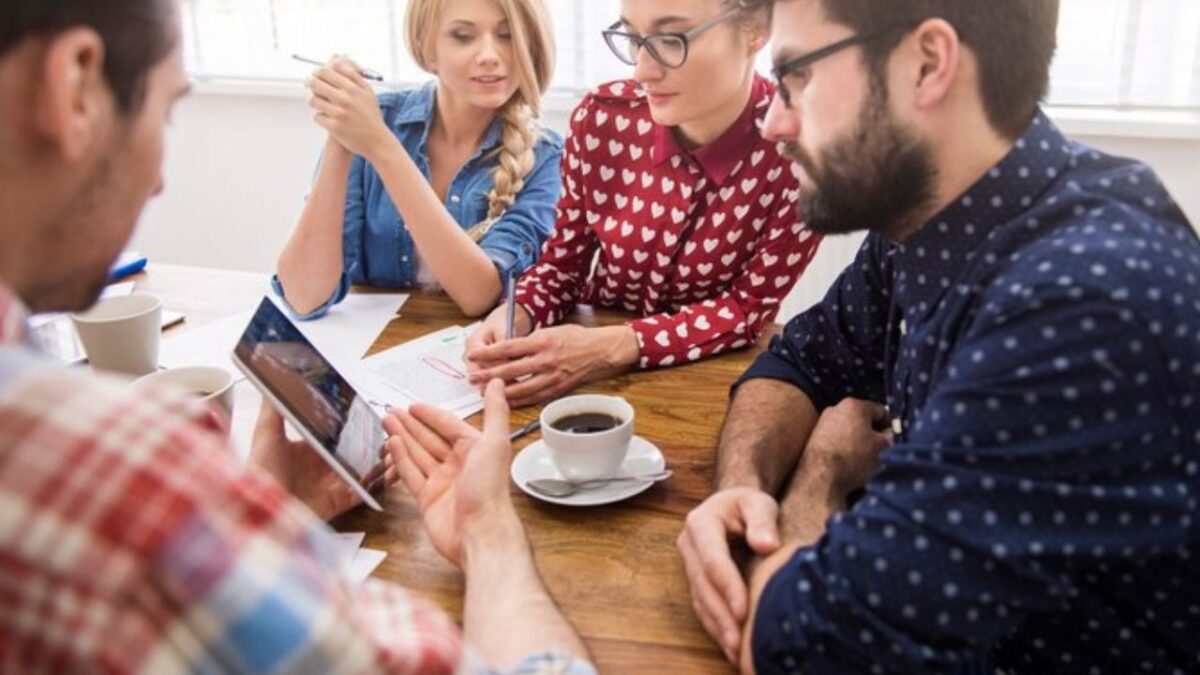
[332,531,388,585]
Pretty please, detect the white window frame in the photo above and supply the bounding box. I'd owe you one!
[181,0,1200,141]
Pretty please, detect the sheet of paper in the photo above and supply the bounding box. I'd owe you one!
[158,291,408,377]
[358,324,484,418]
[269,292,407,370]
[332,531,367,568]
[346,548,387,585]
[158,310,254,376]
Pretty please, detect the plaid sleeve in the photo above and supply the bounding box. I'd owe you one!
[0,362,592,675]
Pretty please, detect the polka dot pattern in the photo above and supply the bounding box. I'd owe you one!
[748,111,1200,673]
[513,77,822,370]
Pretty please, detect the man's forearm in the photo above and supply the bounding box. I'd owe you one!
[462,515,590,669]
[716,379,818,495]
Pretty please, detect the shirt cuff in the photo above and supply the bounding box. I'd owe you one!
[482,245,520,282]
[628,317,671,370]
[500,651,598,675]
[270,274,349,322]
[732,337,834,409]
[750,555,814,674]
[513,287,556,330]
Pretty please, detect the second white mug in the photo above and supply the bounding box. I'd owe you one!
[540,394,635,482]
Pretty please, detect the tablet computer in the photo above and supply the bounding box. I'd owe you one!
[232,297,385,511]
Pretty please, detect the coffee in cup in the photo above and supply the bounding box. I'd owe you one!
[550,412,625,434]
[133,366,237,432]
[540,395,635,482]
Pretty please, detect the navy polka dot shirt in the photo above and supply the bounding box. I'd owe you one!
[742,111,1200,674]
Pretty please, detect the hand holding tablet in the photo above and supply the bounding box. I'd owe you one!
[233,298,388,511]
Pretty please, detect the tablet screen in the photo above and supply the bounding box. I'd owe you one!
[234,298,384,479]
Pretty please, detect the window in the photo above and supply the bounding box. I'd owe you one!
[1051,0,1200,109]
[182,0,1200,111]
[181,0,627,96]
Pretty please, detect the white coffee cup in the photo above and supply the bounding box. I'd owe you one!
[133,366,237,430]
[71,293,163,376]
[540,394,635,482]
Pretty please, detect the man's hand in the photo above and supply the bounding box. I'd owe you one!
[789,398,892,512]
[248,401,394,521]
[736,399,893,674]
[464,324,639,407]
[677,487,781,664]
[385,379,520,566]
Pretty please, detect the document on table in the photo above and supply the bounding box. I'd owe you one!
[158,310,253,376]
[278,292,409,368]
[332,531,387,585]
[356,324,484,418]
[158,290,408,376]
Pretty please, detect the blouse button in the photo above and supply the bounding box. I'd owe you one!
[450,195,461,203]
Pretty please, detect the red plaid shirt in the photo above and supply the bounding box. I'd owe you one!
[0,283,590,674]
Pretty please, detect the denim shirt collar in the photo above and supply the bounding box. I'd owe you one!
[393,80,505,162]
[890,109,1076,324]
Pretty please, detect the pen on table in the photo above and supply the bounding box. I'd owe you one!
[508,419,541,442]
[504,268,518,340]
[291,54,383,82]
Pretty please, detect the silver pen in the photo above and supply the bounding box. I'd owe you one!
[508,419,541,442]
[291,53,383,82]
[504,268,518,341]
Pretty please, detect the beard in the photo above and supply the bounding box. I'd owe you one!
[784,80,938,237]
[24,152,128,314]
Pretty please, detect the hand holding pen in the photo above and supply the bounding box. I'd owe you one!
[300,54,393,160]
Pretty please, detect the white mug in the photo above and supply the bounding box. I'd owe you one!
[133,366,237,432]
[540,394,635,482]
[70,293,163,376]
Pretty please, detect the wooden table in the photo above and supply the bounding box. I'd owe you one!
[138,263,774,674]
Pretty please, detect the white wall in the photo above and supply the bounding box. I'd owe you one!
[135,90,1200,322]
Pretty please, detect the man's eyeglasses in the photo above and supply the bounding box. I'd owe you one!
[603,8,739,70]
[772,29,899,108]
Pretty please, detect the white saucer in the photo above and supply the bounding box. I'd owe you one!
[511,435,667,507]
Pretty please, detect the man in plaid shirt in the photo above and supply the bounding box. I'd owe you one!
[0,1,593,673]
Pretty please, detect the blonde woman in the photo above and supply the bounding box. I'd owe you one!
[276,0,560,319]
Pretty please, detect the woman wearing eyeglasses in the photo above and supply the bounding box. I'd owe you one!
[464,0,824,407]
[275,0,560,320]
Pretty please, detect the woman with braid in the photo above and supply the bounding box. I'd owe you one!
[276,0,561,318]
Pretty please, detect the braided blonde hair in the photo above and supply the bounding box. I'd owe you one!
[405,0,555,241]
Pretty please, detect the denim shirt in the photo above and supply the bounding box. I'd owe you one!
[274,81,563,319]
